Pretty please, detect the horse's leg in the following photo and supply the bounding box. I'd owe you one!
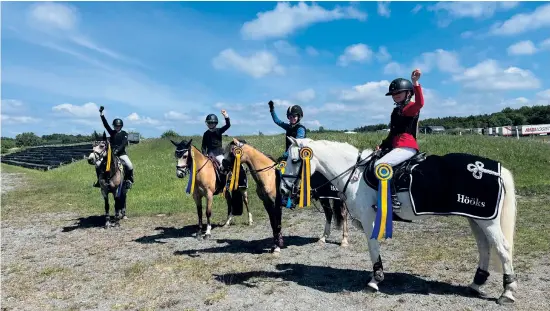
[223,190,233,228]
[102,189,111,228]
[467,219,491,297]
[263,200,283,254]
[477,219,517,304]
[318,198,333,244]
[340,200,349,247]
[205,191,214,238]
[194,194,203,240]
[243,190,253,225]
[362,204,383,291]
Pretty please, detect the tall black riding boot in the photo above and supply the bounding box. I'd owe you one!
[390,179,401,209]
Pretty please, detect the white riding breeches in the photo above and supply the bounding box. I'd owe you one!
[119,155,134,170]
[215,155,224,169]
[374,147,417,167]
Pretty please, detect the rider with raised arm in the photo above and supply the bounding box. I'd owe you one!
[268,101,306,160]
[93,106,134,188]
[375,69,424,209]
[201,109,231,169]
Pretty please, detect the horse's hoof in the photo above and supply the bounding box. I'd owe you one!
[497,295,515,305]
[366,281,379,292]
[340,240,349,247]
[122,216,128,220]
[271,246,281,255]
[196,234,203,240]
[204,234,211,239]
[467,285,488,298]
[318,237,326,244]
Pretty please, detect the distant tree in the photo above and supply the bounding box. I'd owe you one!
[15,132,42,147]
[160,130,180,138]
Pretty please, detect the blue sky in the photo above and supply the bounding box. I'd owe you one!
[1,1,549,138]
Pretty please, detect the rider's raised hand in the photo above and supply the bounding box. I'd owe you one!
[411,69,421,85]
[268,100,274,112]
[221,109,228,118]
[99,106,104,116]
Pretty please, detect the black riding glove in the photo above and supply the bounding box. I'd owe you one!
[268,100,274,112]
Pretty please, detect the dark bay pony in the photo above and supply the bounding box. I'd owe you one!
[170,139,251,239]
[87,131,129,228]
[223,138,349,254]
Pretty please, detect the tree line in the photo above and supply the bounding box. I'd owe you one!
[353,104,550,132]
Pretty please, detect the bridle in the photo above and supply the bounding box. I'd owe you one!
[174,146,208,177]
[280,144,378,204]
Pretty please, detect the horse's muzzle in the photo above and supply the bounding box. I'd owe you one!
[176,167,188,179]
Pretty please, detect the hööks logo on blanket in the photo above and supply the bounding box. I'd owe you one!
[456,194,486,207]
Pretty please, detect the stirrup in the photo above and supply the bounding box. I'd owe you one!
[391,195,401,208]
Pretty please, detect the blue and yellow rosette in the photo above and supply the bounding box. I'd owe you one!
[185,148,196,194]
[278,160,286,174]
[298,147,313,208]
[228,146,243,191]
[370,163,393,240]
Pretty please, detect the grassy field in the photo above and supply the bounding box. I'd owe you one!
[2,132,550,310]
[3,132,550,217]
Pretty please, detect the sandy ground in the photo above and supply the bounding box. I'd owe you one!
[1,171,549,311]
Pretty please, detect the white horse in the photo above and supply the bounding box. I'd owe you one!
[280,137,518,305]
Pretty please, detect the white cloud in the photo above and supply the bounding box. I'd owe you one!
[164,111,191,121]
[429,1,519,26]
[377,2,391,18]
[212,48,284,78]
[413,49,462,73]
[27,2,78,31]
[339,80,390,102]
[240,2,366,40]
[489,3,550,35]
[539,38,550,49]
[303,120,322,128]
[383,62,404,75]
[305,46,319,56]
[376,46,391,62]
[213,102,247,112]
[498,97,530,107]
[507,40,538,55]
[273,40,299,56]
[411,5,423,14]
[294,88,316,103]
[461,31,474,39]
[126,112,160,126]
[52,102,99,118]
[1,99,25,114]
[1,114,41,124]
[337,43,373,66]
[452,59,541,90]
[537,89,550,99]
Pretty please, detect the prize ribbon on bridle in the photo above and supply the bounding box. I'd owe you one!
[278,160,286,174]
[229,147,243,191]
[106,143,112,172]
[186,148,196,194]
[371,163,393,240]
[298,147,313,208]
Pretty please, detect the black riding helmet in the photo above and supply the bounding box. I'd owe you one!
[205,114,218,125]
[286,105,303,119]
[385,78,414,96]
[112,118,123,127]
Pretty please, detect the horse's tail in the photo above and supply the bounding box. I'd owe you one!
[490,166,517,272]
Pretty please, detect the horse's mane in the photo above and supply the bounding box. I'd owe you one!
[226,139,276,162]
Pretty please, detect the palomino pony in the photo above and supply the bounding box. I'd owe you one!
[170,139,251,239]
[280,137,518,305]
[87,131,129,228]
[223,138,349,253]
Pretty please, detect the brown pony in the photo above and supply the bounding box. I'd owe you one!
[170,139,251,239]
[223,138,349,254]
[87,131,129,228]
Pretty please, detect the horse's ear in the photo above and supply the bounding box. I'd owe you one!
[286,136,297,146]
[232,138,239,144]
[188,139,193,146]
[170,139,178,146]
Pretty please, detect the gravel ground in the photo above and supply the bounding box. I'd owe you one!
[1,172,27,195]
[1,172,549,311]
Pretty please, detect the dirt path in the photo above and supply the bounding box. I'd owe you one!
[1,172,27,195]
[2,201,549,311]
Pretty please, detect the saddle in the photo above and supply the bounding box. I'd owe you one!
[363,151,427,192]
[207,155,248,195]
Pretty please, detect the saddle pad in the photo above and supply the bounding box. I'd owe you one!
[408,153,503,220]
[311,171,340,200]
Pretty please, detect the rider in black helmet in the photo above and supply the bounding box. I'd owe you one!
[202,109,231,168]
[93,106,134,188]
[268,101,306,159]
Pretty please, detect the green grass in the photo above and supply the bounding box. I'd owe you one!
[2,133,550,222]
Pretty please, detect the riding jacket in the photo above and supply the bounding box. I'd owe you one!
[381,84,424,151]
[101,115,129,156]
[270,110,306,156]
[201,117,231,157]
